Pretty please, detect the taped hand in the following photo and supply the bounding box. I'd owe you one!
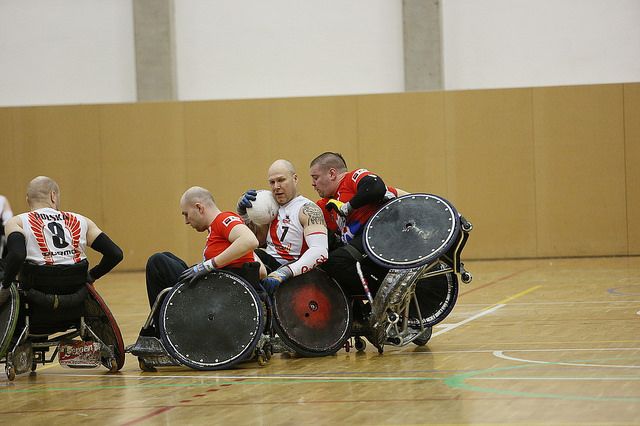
[261,266,292,295]
[325,199,352,217]
[178,259,216,285]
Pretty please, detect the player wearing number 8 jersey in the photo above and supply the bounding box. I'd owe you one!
[237,159,328,295]
[0,176,123,306]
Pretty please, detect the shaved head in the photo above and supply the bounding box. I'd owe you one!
[180,186,218,232]
[268,159,296,177]
[27,176,60,208]
[181,186,215,207]
[268,159,299,205]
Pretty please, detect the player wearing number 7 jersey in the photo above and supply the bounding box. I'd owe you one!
[237,159,328,295]
[0,176,123,307]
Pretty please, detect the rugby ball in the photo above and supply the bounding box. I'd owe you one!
[247,190,279,225]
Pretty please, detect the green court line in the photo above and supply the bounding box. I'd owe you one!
[443,361,640,402]
[2,357,639,402]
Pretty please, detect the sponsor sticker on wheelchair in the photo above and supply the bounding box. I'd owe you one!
[58,341,101,368]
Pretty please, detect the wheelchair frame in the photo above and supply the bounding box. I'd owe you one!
[1,284,122,381]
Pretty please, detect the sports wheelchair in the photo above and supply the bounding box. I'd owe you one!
[347,193,473,353]
[128,261,352,371]
[0,261,125,381]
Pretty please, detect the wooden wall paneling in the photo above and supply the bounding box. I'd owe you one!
[445,88,536,259]
[269,96,359,202]
[624,83,640,255]
[182,99,272,263]
[533,84,627,257]
[356,92,447,195]
[99,102,186,269]
[0,108,19,211]
[11,105,103,265]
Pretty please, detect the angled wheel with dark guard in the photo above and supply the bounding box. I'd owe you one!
[272,269,351,357]
[0,284,19,361]
[84,284,125,371]
[363,193,461,269]
[159,270,265,370]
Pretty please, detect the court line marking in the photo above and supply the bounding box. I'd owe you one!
[493,350,640,369]
[432,285,542,338]
[443,364,640,402]
[458,266,537,297]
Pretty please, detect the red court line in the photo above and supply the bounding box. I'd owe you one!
[120,406,174,426]
[459,267,536,298]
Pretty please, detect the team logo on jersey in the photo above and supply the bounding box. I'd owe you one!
[352,168,374,182]
[222,215,242,227]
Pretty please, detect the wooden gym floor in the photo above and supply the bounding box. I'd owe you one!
[1,256,638,425]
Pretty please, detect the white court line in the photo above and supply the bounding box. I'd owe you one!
[431,304,504,338]
[493,350,640,369]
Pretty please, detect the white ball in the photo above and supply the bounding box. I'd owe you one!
[247,190,279,225]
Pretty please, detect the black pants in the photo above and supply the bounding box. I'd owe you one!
[320,234,389,297]
[254,249,281,274]
[145,252,188,308]
[145,251,263,308]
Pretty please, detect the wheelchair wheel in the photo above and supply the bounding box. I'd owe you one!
[84,285,126,371]
[409,272,459,327]
[272,269,351,357]
[413,326,432,346]
[159,271,265,371]
[363,193,462,269]
[0,284,19,360]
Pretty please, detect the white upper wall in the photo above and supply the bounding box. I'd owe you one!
[0,0,136,107]
[174,0,405,101]
[1,0,639,107]
[442,0,640,90]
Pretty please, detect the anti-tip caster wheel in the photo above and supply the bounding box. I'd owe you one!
[257,354,268,367]
[108,358,119,373]
[354,337,366,352]
[461,271,473,284]
[138,358,157,372]
[6,365,16,381]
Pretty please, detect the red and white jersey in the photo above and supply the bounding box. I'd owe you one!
[266,195,311,265]
[19,208,89,265]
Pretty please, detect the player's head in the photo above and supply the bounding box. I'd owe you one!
[27,176,60,209]
[309,152,347,198]
[268,159,298,205]
[180,186,216,232]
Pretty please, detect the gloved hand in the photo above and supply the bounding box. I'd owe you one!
[178,259,216,285]
[325,199,352,217]
[237,190,258,215]
[0,287,11,307]
[261,266,292,296]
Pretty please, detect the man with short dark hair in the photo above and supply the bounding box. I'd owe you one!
[309,152,406,296]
